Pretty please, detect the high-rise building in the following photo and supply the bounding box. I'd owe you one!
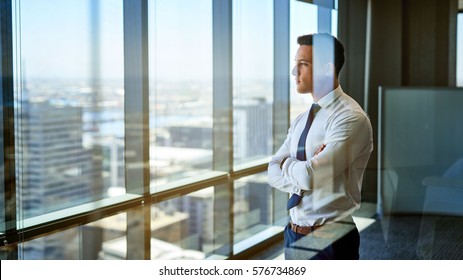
[233,98,272,164]
[16,97,104,259]
[17,99,100,218]
[178,188,214,253]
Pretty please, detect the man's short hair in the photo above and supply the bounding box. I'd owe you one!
[297,33,345,77]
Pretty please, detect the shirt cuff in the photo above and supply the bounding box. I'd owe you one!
[281,157,302,195]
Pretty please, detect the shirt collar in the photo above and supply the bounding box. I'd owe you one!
[316,85,343,109]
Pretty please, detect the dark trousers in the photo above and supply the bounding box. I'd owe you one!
[284,223,360,260]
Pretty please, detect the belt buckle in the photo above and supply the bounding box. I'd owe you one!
[291,221,304,235]
[291,221,318,235]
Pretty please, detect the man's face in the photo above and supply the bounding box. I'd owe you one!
[292,45,313,94]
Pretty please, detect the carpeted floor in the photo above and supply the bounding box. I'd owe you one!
[359,215,463,260]
[248,204,463,260]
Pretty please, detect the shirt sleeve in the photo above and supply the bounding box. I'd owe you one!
[281,111,373,191]
[267,119,303,194]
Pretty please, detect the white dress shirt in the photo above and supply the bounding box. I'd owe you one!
[268,86,373,226]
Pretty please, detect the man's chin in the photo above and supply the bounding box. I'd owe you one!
[296,89,312,94]
[296,86,312,94]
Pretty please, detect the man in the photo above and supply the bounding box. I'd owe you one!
[268,33,373,260]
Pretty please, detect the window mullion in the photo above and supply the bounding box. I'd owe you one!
[212,0,233,173]
[123,0,150,260]
[212,0,233,258]
[273,0,290,153]
[1,0,19,258]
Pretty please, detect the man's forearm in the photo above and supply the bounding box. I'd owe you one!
[268,155,297,193]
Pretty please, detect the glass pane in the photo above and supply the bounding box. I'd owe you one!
[233,172,281,254]
[232,0,274,168]
[289,0,317,120]
[149,0,213,192]
[151,187,225,259]
[18,212,127,260]
[378,87,463,259]
[379,88,463,215]
[14,0,125,221]
[331,8,338,37]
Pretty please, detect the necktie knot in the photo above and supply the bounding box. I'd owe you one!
[311,103,321,115]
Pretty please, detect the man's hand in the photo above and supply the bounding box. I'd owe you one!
[314,144,326,156]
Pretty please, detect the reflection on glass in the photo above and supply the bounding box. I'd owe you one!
[19,212,127,260]
[14,0,125,220]
[233,0,274,167]
[149,0,213,191]
[379,88,463,215]
[289,0,317,120]
[378,88,463,259]
[151,187,219,260]
[331,9,338,37]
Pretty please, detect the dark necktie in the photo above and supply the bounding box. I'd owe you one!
[287,103,320,210]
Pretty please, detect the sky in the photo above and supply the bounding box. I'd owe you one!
[17,0,123,81]
[16,0,276,83]
[17,0,459,86]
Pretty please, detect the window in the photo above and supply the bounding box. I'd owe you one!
[151,187,218,259]
[148,0,214,192]
[232,0,274,168]
[19,212,128,260]
[233,172,282,254]
[14,0,125,224]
